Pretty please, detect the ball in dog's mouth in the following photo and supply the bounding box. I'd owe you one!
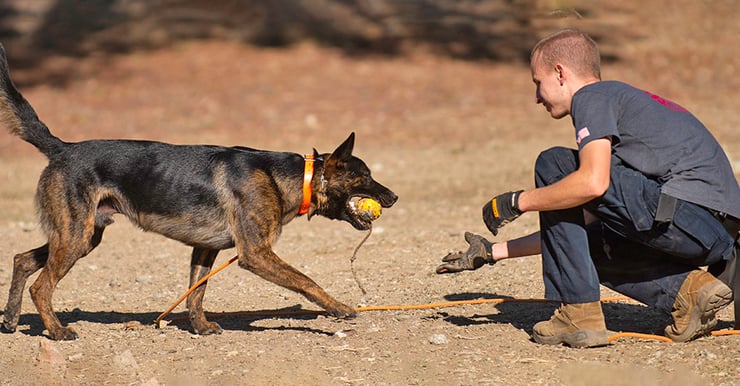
[349,197,382,221]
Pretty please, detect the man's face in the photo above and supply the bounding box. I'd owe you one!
[531,53,570,119]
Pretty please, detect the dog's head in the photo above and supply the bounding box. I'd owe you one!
[311,133,398,230]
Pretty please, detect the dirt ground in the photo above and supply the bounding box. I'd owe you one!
[1,1,739,385]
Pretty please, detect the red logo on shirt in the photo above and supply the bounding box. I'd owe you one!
[644,91,689,112]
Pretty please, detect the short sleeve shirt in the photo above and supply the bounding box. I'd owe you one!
[571,80,740,219]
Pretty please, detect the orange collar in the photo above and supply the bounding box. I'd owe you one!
[299,154,314,215]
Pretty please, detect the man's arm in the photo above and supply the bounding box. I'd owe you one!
[436,231,541,273]
[518,138,612,212]
[492,231,541,261]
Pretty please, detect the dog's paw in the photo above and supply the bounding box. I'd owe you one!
[193,321,223,336]
[0,320,17,333]
[328,304,358,319]
[48,326,79,341]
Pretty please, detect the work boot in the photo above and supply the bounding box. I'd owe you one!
[532,301,609,348]
[664,270,732,342]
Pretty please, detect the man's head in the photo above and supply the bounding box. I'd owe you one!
[530,29,601,119]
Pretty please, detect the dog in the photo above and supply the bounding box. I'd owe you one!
[0,44,398,340]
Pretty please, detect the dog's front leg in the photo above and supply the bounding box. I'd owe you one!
[187,248,223,335]
[238,249,357,318]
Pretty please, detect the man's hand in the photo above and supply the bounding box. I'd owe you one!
[436,232,495,274]
[482,190,523,236]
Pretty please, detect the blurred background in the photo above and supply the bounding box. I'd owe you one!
[0,0,738,160]
[1,0,629,70]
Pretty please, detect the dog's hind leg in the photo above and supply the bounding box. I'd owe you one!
[186,248,222,335]
[1,244,49,333]
[29,225,106,340]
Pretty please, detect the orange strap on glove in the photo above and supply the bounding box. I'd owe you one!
[482,190,523,236]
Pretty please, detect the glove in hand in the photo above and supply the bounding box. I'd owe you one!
[436,232,495,274]
[482,190,523,236]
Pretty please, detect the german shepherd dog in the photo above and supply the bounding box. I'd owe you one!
[0,45,397,340]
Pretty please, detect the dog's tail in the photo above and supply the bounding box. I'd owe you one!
[0,44,64,157]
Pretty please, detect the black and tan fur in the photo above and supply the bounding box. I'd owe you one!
[0,44,397,340]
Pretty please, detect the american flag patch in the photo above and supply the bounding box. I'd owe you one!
[576,127,591,145]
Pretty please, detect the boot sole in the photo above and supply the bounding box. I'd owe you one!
[666,279,733,342]
[532,329,609,348]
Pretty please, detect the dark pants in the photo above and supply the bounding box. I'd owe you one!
[535,147,735,313]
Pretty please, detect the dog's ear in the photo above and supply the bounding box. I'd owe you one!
[324,132,355,176]
[333,132,355,161]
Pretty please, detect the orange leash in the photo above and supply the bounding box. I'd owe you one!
[154,255,238,327]
[709,329,740,336]
[155,258,739,343]
[607,332,673,343]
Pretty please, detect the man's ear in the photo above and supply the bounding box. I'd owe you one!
[555,63,566,86]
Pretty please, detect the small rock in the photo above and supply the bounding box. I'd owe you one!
[140,377,162,386]
[429,333,448,345]
[334,329,357,338]
[37,340,65,364]
[135,275,152,283]
[67,353,84,362]
[394,313,411,321]
[113,350,139,370]
[124,321,143,330]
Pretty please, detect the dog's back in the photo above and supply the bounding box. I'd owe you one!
[39,138,307,249]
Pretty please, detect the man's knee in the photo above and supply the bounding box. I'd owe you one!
[535,147,578,187]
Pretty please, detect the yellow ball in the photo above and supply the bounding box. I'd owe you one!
[356,198,382,221]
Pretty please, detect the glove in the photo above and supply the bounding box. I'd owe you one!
[436,232,495,274]
[482,190,523,236]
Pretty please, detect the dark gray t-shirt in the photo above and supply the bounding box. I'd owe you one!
[571,80,740,219]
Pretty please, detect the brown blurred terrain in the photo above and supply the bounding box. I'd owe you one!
[1,1,629,65]
[0,1,739,385]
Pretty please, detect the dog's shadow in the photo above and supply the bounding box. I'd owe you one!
[437,292,737,335]
[5,295,734,339]
[3,305,333,338]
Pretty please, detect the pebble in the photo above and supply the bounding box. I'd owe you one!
[113,350,139,370]
[429,333,449,345]
[124,321,143,330]
[68,353,84,362]
[334,329,357,338]
[37,340,65,364]
[394,313,411,321]
[135,275,152,283]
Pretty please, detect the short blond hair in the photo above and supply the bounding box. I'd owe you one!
[531,29,601,79]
